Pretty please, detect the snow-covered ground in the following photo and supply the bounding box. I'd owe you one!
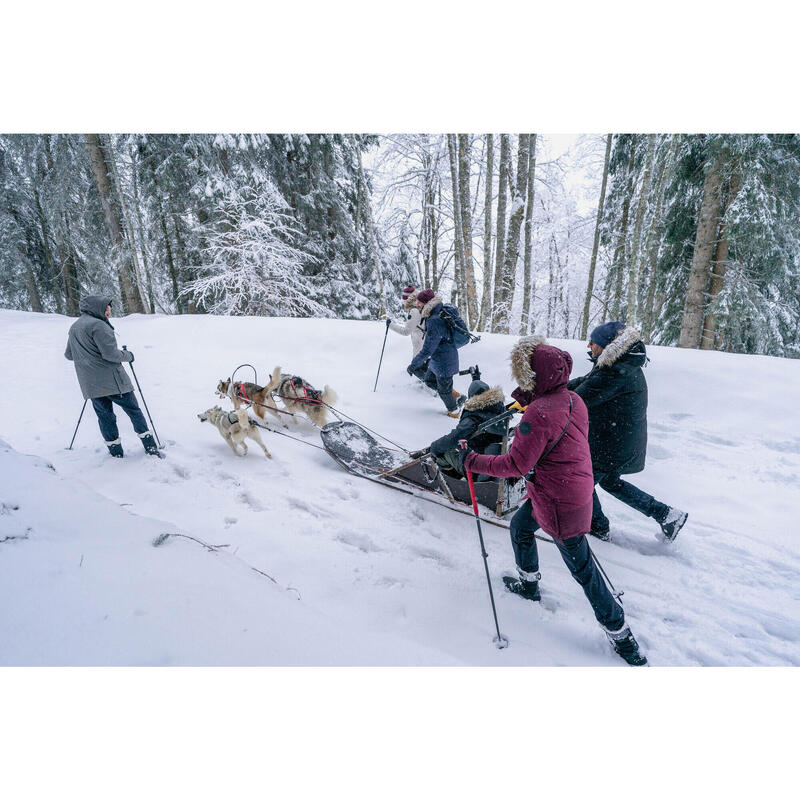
[1,308,799,666]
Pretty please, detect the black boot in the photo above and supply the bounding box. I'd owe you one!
[588,525,610,542]
[604,624,648,666]
[139,432,164,458]
[503,573,541,602]
[657,507,688,542]
[107,441,124,458]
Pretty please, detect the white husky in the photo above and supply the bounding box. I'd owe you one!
[198,406,272,459]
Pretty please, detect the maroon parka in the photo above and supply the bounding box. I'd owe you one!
[464,338,594,541]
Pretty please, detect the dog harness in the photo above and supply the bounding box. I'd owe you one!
[276,375,322,405]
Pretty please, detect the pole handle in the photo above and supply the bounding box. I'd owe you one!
[458,440,479,515]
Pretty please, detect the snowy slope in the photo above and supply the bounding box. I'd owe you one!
[1,309,799,666]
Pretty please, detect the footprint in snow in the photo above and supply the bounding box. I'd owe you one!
[224,517,238,529]
[334,531,383,554]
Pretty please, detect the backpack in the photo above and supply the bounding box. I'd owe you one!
[439,303,480,349]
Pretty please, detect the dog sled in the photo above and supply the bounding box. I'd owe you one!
[320,414,527,529]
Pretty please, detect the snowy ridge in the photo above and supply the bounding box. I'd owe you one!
[0,309,799,665]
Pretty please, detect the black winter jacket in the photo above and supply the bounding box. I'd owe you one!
[567,328,648,475]
[430,386,506,457]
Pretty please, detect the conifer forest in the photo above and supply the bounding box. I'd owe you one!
[1,133,798,358]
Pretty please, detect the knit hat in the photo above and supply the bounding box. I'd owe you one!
[590,320,626,349]
[467,379,490,398]
[416,288,435,304]
[401,286,416,299]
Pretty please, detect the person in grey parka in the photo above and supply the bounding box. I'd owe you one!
[65,295,160,458]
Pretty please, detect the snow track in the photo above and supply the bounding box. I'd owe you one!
[0,309,798,665]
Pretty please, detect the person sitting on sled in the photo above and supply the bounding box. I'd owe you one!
[459,335,648,666]
[411,381,506,478]
[410,381,506,479]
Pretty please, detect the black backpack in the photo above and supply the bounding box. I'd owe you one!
[439,303,480,349]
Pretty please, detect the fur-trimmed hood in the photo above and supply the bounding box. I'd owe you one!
[510,335,573,397]
[596,327,644,368]
[420,294,444,319]
[509,335,548,391]
[403,292,419,311]
[463,385,504,412]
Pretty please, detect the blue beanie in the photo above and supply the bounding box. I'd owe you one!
[590,321,626,349]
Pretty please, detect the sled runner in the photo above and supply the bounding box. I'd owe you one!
[320,420,526,520]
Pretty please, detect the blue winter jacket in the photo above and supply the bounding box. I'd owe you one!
[409,297,459,378]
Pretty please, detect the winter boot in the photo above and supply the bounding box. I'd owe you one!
[453,390,466,408]
[446,409,461,419]
[588,524,611,542]
[106,439,124,458]
[657,507,688,542]
[503,572,541,602]
[139,432,164,459]
[604,624,648,666]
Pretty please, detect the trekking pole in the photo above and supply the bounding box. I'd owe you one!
[123,346,163,448]
[67,400,87,450]
[373,319,391,392]
[588,545,624,603]
[458,440,509,650]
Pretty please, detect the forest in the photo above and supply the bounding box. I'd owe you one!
[1,133,798,358]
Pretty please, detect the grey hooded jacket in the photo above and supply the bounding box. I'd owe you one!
[65,296,134,399]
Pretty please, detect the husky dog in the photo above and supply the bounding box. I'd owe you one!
[270,366,338,427]
[198,406,272,459]
[216,377,287,427]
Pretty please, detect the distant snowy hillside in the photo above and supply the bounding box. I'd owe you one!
[1,309,798,665]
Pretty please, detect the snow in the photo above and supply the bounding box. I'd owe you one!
[1,308,799,666]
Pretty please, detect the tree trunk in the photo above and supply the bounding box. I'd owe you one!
[107,136,150,313]
[495,134,530,334]
[626,133,656,326]
[519,134,537,335]
[608,136,637,319]
[457,134,478,327]
[642,135,679,342]
[129,141,156,314]
[700,171,742,350]
[491,134,510,331]
[678,149,725,348]
[581,134,612,339]
[25,264,44,312]
[84,134,144,314]
[478,134,493,331]
[446,134,466,316]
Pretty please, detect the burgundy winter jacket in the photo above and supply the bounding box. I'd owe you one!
[464,344,594,541]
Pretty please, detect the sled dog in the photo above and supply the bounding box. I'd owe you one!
[216,377,286,427]
[198,406,272,459]
[270,366,338,427]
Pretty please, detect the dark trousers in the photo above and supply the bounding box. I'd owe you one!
[592,472,668,531]
[411,365,456,411]
[509,499,624,630]
[91,391,149,443]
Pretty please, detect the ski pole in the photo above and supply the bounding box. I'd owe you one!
[67,399,87,450]
[123,346,163,448]
[373,319,391,392]
[458,440,509,650]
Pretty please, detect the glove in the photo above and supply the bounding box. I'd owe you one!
[457,440,474,472]
[385,317,392,328]
[406,365,414,376]
[123,346,134,363]
[409,447,430,459]
[506,400,525,412]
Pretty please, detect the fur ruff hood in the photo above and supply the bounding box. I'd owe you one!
[463,385,504,412]
[596,327,643,368]
[510,335,548,391]
[403,292,419,311]
[420,294,444,319]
